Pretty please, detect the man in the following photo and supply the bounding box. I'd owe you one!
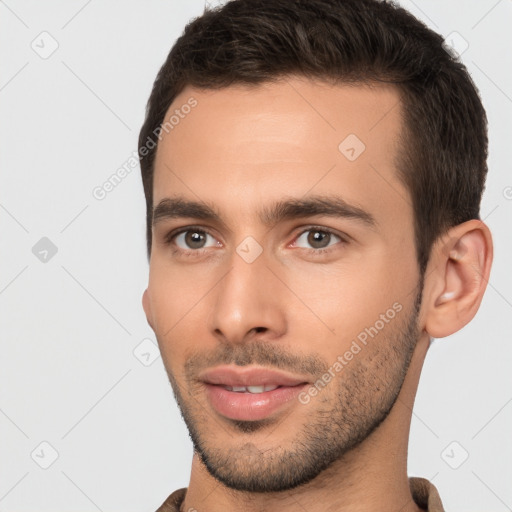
[138,0,493,510]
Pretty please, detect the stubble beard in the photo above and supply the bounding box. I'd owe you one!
[163,287,422,493]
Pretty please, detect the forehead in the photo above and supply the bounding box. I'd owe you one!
[152,77,410,227]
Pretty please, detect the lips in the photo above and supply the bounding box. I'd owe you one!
[199,366,308,388]
[199,365,310,421]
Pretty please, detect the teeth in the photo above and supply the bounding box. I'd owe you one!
[224,384,280,393]
[247,385,265,393]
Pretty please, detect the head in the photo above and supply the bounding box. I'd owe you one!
[140,0,492,494]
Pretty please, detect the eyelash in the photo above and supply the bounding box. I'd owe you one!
[164,225,347,257]
[164,226,217,258]
[291,226,347,254]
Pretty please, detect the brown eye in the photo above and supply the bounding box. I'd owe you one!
[307,230,331,248]
[294,228,342,250]
[185,231,207,248]
[173,230,218,250]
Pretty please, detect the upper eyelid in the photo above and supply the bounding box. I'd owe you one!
[296,225,342,236]
[293,225,349,243]
[164,225,220,241]
[291,227,347,249]
[166,229,220,254]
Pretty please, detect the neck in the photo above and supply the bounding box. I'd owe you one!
[181,336,430,512]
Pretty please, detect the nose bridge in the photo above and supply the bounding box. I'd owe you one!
[209,245,286,343]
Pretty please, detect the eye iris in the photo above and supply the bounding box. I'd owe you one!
[308,230,330,248]
[185,231,206,248]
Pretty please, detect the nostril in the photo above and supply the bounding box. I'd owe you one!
[253,327,267,334]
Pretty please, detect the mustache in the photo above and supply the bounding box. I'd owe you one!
[183,341,328,381]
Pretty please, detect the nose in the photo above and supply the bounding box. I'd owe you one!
[208,247,287,345]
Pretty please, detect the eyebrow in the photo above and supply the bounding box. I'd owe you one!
[152,195,376,229]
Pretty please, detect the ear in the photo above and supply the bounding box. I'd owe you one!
[142,289,155,330]
[423,219,493,338]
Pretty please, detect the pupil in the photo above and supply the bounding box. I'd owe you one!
[186,231,205,248]
[308,230,330,248]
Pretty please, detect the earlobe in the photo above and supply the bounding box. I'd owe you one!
[142,289,154,330]
[424,220,493,338]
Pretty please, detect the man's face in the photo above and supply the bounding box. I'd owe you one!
[144,78,423,492]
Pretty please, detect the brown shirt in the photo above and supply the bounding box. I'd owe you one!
[155,477,445,511]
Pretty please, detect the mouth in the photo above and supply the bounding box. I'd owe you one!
[219,384,282,393]
[199,366,310,421]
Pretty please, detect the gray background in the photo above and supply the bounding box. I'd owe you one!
[0,1,511,510]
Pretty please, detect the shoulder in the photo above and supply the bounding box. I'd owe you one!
[409,477,445,512]
[154,488,187,512]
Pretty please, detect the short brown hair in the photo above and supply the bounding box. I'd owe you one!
[139,0,488,273]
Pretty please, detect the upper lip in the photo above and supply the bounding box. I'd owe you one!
[199,365,309,387]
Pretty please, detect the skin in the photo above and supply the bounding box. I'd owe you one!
[142,76,493,512]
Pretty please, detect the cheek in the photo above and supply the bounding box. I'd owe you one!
[282,250,416,353]
[146,260,209,359]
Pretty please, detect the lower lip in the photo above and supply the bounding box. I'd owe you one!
[204,383,308,421]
